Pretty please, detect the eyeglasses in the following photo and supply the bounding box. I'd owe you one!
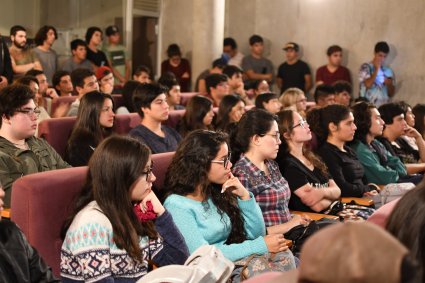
[15,108,41,118]
[141,162,154,181]
[260,132,281,143]
[291,119,308,129]
[211,153,232,168]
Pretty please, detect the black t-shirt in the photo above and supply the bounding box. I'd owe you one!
[377,136,420,164]
[86,48,110,67]
[280,154,330,212]
[277,59,311,93]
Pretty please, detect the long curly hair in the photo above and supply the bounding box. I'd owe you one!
[351,102,376,144]
[277,109,328,176]
[163,130,246,244]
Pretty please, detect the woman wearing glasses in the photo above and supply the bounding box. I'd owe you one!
[232,109,309,235]
[276,110,341,213]
[61,136,189,282]
[65,91,115,166]
[163,130,295,271]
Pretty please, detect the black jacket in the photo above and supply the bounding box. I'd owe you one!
[0,221,59,283]
[0,36,13,84]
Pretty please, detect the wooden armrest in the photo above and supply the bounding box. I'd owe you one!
[341,197,374,207]
[291,210,339,221]
[1,208,11,219]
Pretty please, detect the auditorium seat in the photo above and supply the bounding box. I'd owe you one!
[164,110,185,129]
[151,152,175,198]
[112,94,124,108]
[114,113,141,134]
[50,96,77,116]
[37,116,76,158]
[180,92,198,106]
[11,166,88,277]
[367,199,399,228]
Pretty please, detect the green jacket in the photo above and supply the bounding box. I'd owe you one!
[350,139,407,185]
[0,136,71,207]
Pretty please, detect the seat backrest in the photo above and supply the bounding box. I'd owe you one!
[164,110,185,129]
[37,116,77,158]
[180,92,198,106]
[114,113,141,135]
[112,94,124,109]
[367,199,399,228]
[50,96,77,115]
[152,152,175,197]
[11,166,88,277]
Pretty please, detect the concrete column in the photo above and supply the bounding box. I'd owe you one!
[191,0,225,88]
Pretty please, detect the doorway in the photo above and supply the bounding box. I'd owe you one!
[132,16,158,76]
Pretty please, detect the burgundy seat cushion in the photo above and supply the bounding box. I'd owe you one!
[164,110,185,129]
[50,96,77,115]
[37,116,76,158]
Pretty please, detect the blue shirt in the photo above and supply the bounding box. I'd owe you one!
[129,124,181,154]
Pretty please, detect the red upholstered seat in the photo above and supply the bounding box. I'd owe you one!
[37,116,76,158]
[164,110,185,129]
[112,94,124,109]
[11,166,88,277]
[367,199,400,228]
[50,96,77,116]
[114,113,141,135]
[180,92,198,106]
[151,151,175,194]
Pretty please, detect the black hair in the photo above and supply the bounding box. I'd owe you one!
[71,68,95,89]
[413,104,425,137]
[158,72,179,92]
[52,70,71,88]
[374,41,390,54]
[352,102,376,144]
[10,25,26,36]
[326,45,342,56]
[255,92,279,109]
[378,103,405,125]
[25,69,44,77]
[132,83,167,118]
[133,65,151,77]
[216,94,245,132]
[166,43,182,58]
[85,26,103,44]
[223,37,237,49]
[122,80,142,112]
[212,58,227,69]
[333,80,352,94]
[205,73,228,94]
[314,84,335,103]
[70,39,87,51]
[34,25,58,46]
[222,65,242,79]
[178,96,213,137]
[249,34,263,45]
[0,84,35,127]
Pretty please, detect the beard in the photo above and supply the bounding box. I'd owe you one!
[13,41,26,49]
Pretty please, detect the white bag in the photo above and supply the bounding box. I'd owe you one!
[137,245,234,283]
[374,182,415,206]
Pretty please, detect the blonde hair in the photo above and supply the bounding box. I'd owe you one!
[279,88,305,113]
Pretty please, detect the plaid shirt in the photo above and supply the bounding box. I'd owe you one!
[233,155,292,227]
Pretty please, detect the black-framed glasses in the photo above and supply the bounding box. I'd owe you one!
[141,162,154,181]
[260,132,281,142]
[15,108,41,118]
[211,153,232,168]
[291,119,308,129]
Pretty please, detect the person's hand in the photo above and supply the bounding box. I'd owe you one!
[372,58,381,71]
[363,190,378,197]
[290,214,310,228]
[404,126,422,139]
[45,88,59,99]
[182,72,190,79]
[301,186,324,206]
[221,173,250,200]
[384,77,393,86]
[264,73,273,81]
[141,191,165,216]
[52,102,70,118]
[0,76,8,89]
[263,234,288,253]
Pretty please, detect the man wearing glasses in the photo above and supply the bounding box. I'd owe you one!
[0,84,70,207]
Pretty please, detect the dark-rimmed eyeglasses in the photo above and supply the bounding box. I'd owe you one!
[15,108,41,118]
[211,153,232,168]
[291,119,308,129]
[141,162,154,181]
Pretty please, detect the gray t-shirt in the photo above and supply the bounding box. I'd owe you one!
[61,57,94,73]
[241,54,274,86]
[33,47,58,85]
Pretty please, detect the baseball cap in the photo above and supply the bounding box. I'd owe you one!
[105,25,119,37]
[283,42,299,52]
[95,66,112,80]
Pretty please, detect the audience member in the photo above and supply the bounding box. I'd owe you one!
[67,68,99,116]
[377,102,425,173]
[65,91,115,166]
[61,39,93,72]
[232,109,310,234]
[279,87,307,117]
[386,184,425,282]
[222,65,246,99]
[413,103,425,139]
[255,92,282,114]
[350,102,421,185]
[116,80,141,114]
[277,42,312,94]
[33,25,58,85]
[276,109,341,213]
[95,66,114,94]
[241,35,274,89]
[223,37,244,68]
[26,69,59,99]
[398,101,419,151]
[85,26,110,71]
[245,79,271,105]
[161,43,191,92]
[158,72,184,110]
[14,76,50,122]
[204,73,229,107]
[195,58,226,93]
[314,84,335,108]
[164,130,296,269]
[0,84,70,207]
[0,34,13,88]
[333,80,352,106]
[103,25,131,85]
[216,94,246,132]
[61,135,189,282]
[315,45,351,86]
[52,70,73,96]
[309,105,378,197]
[133,65,151,83]
[0,185,59,282]
[177,95,214,137]
[359,41,395,107]
[129,83,181,153]
[9,25,42,79]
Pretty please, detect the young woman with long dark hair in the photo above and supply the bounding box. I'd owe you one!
[216,94,246,132]
[61,136,189,282]
[177,95,214,137]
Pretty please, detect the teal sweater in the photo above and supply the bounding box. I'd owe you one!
[350,140,407,184]
[164,193,268,261]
